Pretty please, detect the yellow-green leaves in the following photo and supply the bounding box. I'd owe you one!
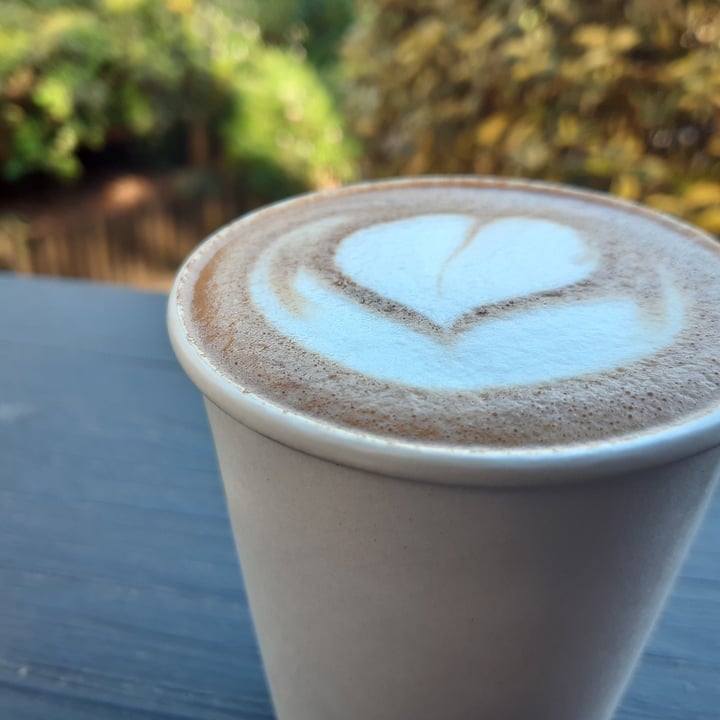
[343,0,720,236]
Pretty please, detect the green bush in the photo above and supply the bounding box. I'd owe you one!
[1,0,198,179]
[212,0,354,67]
[192,2,356,197]
[0,0,356,198]
[343,0,720,234]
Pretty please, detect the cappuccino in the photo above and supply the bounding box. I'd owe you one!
[178,177,720,448]
[169,177,720,720]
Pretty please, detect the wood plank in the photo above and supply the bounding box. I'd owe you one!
[0,272,718,718]
[0,273,273,719]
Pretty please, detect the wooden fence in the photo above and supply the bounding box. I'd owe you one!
[0,171,244,289]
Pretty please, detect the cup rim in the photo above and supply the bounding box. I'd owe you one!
[167,176,720,486]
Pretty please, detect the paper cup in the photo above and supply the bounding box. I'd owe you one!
[167,179,720,720]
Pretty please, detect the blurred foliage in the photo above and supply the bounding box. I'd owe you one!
[343,0,720,234]
[191,2,356,197]
[0,0,356,198]
[214,0,355,67]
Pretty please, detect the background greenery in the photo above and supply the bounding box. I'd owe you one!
[343,0,720,235]
[0,0,357,200]
[2,0,719,236]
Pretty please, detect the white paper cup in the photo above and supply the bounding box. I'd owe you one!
[167,181,720,720]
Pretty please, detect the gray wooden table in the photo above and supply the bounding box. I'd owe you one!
[1,272,718,719]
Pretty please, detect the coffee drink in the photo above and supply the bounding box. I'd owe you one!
[178,177,720,448]
[169,177,720,720]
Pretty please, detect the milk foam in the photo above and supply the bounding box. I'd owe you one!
[250,214,683,390]
[335,216,596,327]
[184,178,720,448]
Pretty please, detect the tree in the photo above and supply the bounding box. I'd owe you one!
[343,0,720,234]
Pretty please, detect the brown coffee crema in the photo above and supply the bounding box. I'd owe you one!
[181,178,720,448]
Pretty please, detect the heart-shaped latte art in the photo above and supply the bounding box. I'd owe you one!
[334,215,597,327]
[250,212,684,390]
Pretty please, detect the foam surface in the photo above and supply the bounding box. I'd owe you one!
[181,178,720,448]
[250,214,682,390]
[334,216,596,327]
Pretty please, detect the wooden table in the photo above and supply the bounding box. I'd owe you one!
[1,273,718,719]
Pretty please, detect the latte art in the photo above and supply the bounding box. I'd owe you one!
[335,216,594,328]
[250,214,683,390]
[183,178,720,448]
